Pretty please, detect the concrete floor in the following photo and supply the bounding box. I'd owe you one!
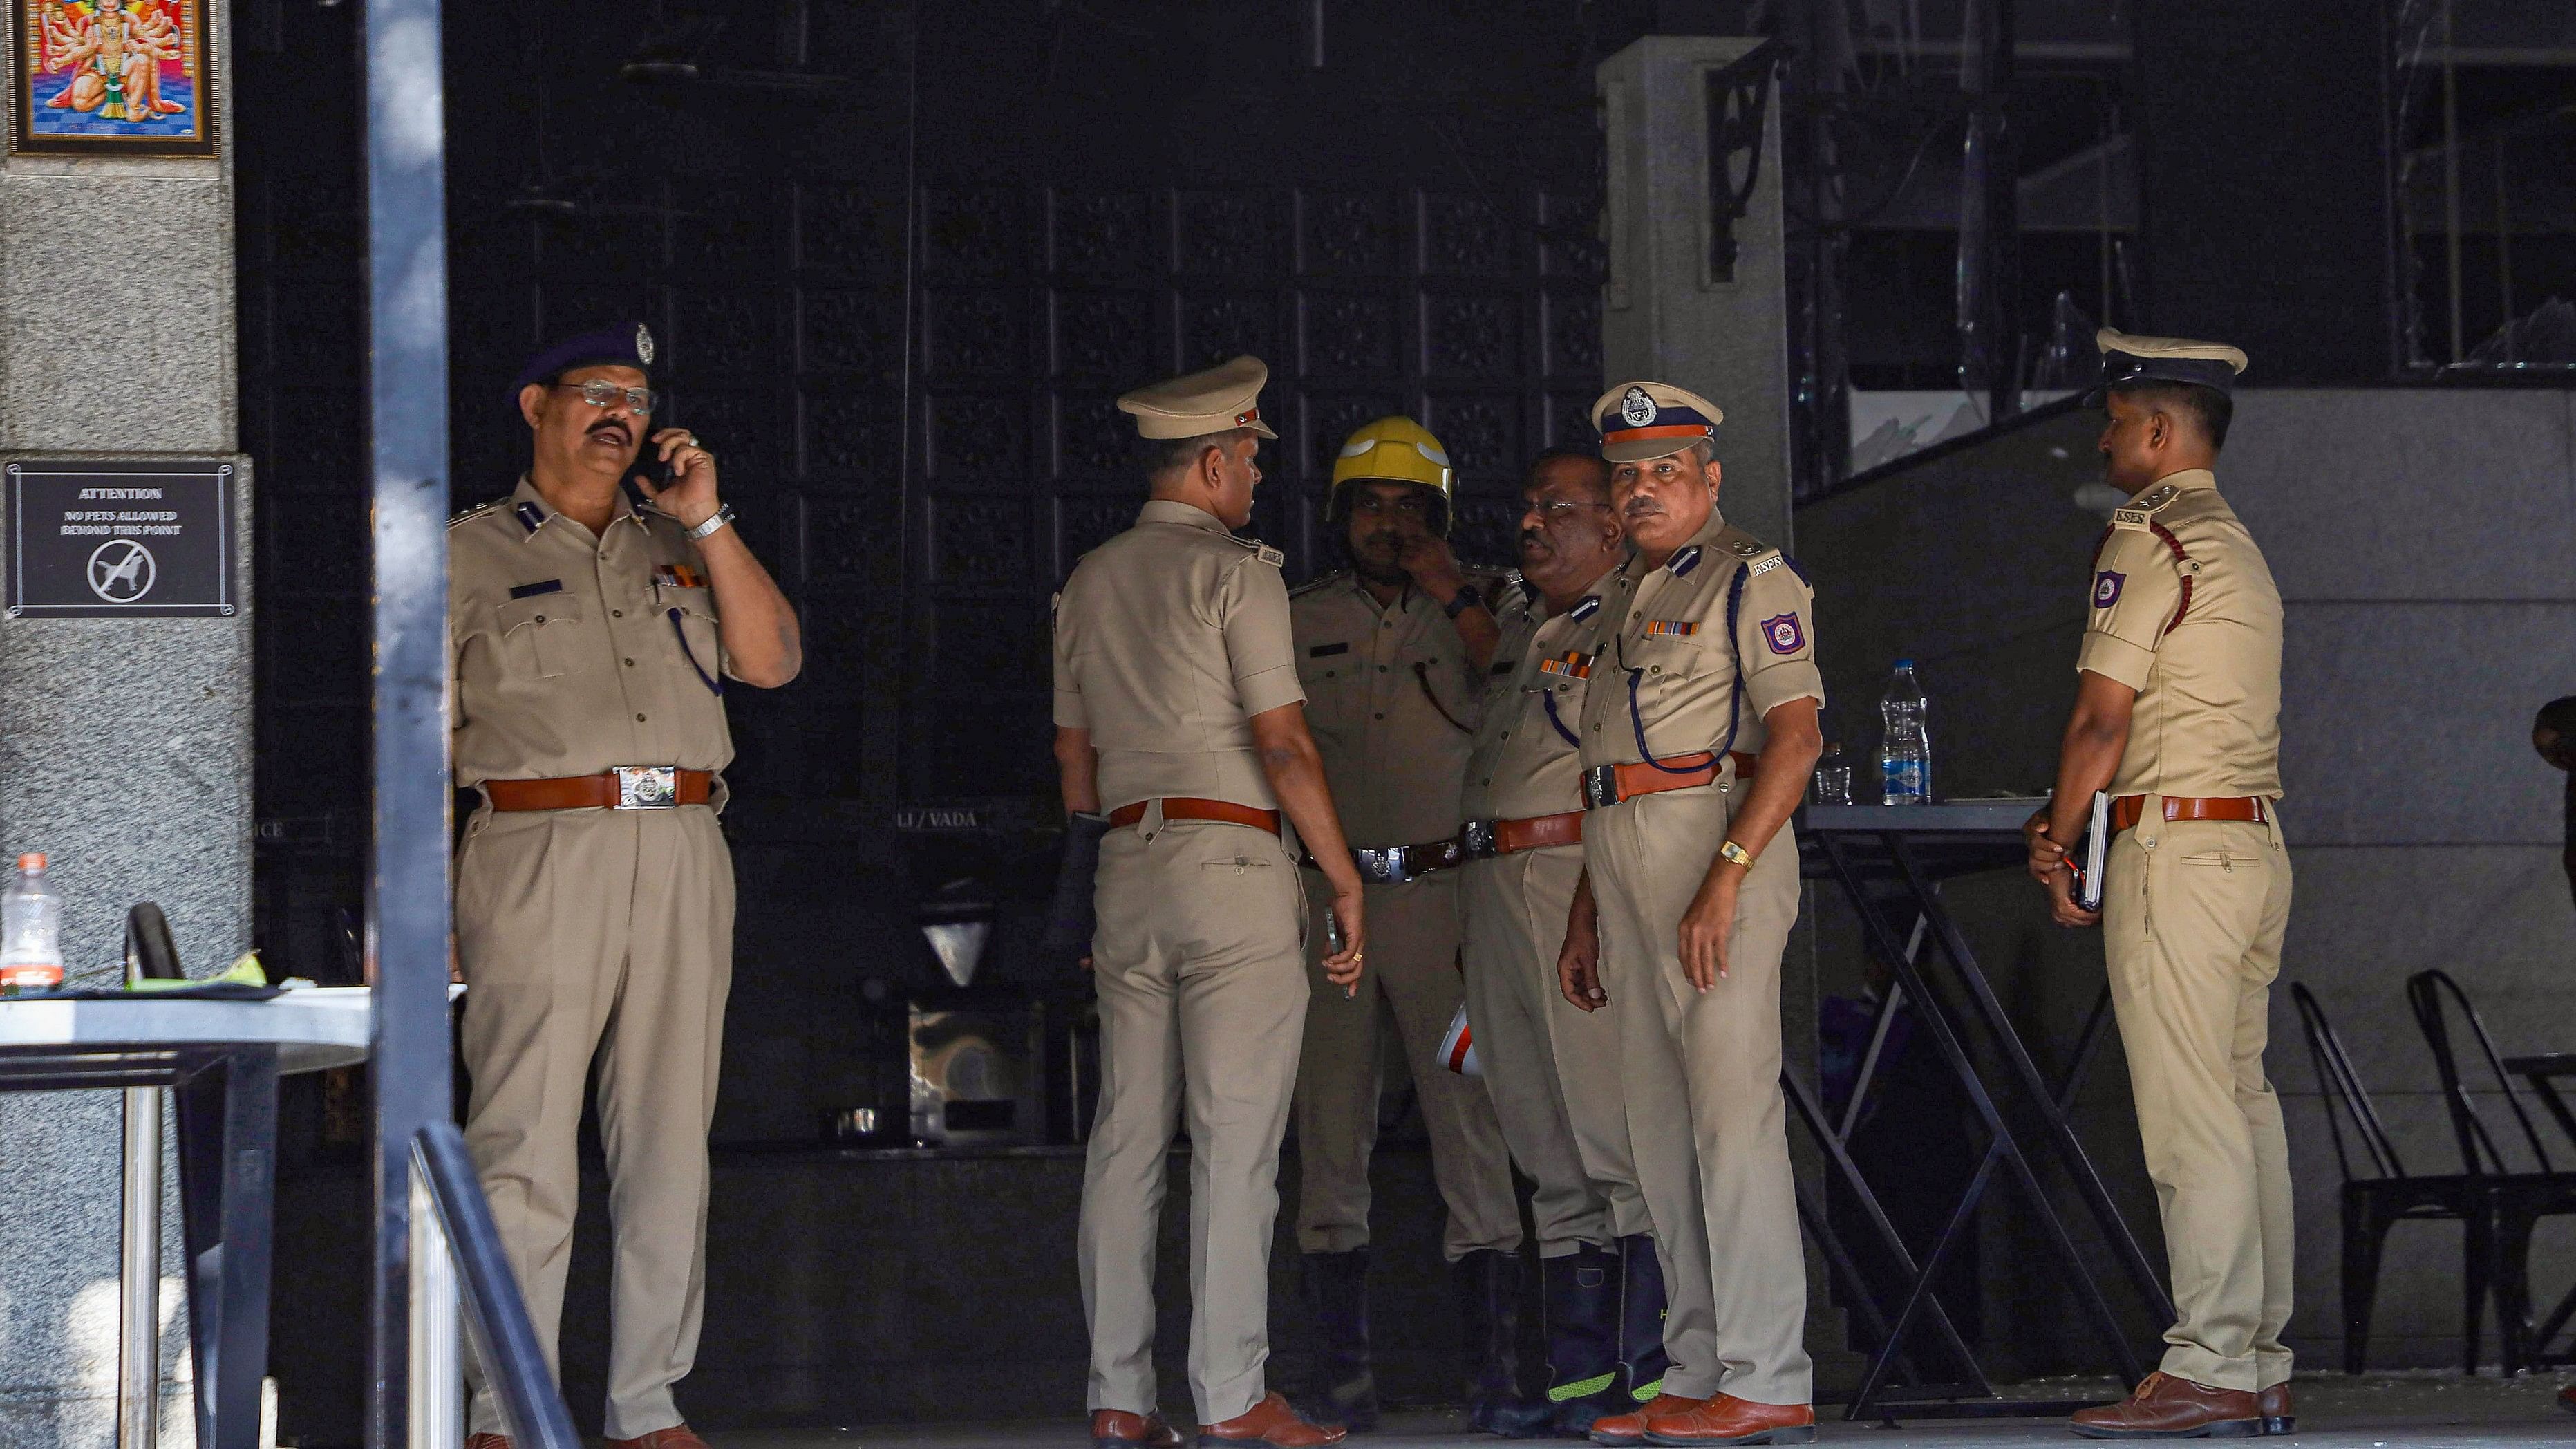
[699,1373,2576,1448]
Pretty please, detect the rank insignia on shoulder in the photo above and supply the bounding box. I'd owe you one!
[1642,619,1700,637]
[2136,483,2181,511]
[1538,650,1593,679]
[1568,595,1601,621]
[1669,545,1704,577]
[449,498,507,527]
[508,579,564,599]
[1256,545,1285,567]
[1748,556,1783,577]
[1728,538,1766,557]
[2112,507,2151,530]
[1761,613,1806,654]
[655,563,707,590]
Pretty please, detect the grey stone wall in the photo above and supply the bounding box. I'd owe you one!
[1794,389,2576,1372]
[0,2,250,1445]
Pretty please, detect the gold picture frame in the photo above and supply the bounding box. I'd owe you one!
[11,0,213,157]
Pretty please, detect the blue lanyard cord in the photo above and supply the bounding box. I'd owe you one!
[1623,560,1751,773]
[1539,686,1581,747]
[666,608,724,695]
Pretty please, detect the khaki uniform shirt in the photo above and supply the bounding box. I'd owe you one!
[1462,569,1622,822]
[1578,512,1823,770]
[2077,469,2284,800]
[1290,572,1495,846]
[451,477,733,792]
[1051,500,1301,812]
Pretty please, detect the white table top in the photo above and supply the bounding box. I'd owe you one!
[0,987,382,1075]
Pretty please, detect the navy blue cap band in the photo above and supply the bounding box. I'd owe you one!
[508,322,656,410]
[2085,349,2240,406]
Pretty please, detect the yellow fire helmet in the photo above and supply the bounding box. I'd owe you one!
[1328,415,1456,530]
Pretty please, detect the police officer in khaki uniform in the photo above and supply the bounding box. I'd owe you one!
[1456,447,1679,1436]
[2027,333,2295,1440]
[1055,356,1364,1449]
[1286,417,1524,1432]
[451,324,802,1449]
[1556,383,1823,1447]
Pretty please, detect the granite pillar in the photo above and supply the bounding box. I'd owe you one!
[0,2,252,1445]
[1597,33,1856,1387]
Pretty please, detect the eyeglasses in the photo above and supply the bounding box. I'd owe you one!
[553,379,658,415]
[1525,501,1612,521]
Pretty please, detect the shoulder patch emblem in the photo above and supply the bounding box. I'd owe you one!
[2111,507,2151,532]
[1760,613,1806,655]
[1747,556,1783,577]
[2092,570,2125,608]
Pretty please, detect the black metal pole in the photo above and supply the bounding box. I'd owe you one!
[360,0,454,1443]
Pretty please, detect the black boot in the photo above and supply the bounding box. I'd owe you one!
[1300,1249,1379,1432]
[1615,1235,1673,1415]
[1458,1248,1552,1437]
[1541,1243,1626,1437]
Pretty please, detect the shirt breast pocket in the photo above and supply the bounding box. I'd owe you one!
[1627,631,1709,685]
[493,595,595,679]
[1297,650,1354,731]
[659,586,724,690]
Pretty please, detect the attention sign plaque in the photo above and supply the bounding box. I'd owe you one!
[4,460,237,618]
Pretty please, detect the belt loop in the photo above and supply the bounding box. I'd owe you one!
[2264,798,2285,851]
[1142,797,1167,841]
[2134,793,2165,850]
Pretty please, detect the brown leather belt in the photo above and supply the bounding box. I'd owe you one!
[1107,797,1282,835]
[2109,794,2271,834]
[1579,751,1759,810]
[1460,810,1586,859]
[485,767,713,812]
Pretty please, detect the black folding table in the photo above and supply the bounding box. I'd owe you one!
[1794,802,2172,1421]
[0,991,372,1449]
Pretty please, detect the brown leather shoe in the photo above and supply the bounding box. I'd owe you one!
[1591,1394,1707,1446]
[1093,1408,1185,1448]
[2559,1381,2576,1416]
[1197,1392,1347,1448]
[2257,1383,2293,1435]
[1642,1394,1816,1445]
[464,1437,511,1449]
[2069,1373,2262,1439]
[605,1428,709,1449]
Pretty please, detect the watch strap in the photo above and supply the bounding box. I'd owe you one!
[686,503,737,541]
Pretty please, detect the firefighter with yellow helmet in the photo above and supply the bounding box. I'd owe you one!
[1286,417,1533,1433]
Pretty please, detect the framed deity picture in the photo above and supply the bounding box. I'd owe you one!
[10,0,214,157]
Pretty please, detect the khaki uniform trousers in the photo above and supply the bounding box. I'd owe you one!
[1293,871,1521,1260]
[1080,814,1311,1427]
[2100,805,2295,1392]
[456,805,735,1440]
[1587,786,1809,1406]
[1460,844,1651,1253]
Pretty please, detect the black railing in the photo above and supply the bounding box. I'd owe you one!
[410,1121,581,1449]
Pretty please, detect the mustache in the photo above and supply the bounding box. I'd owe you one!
[586,417,632,445]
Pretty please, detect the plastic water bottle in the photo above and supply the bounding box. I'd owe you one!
[1879,662,1932,805]
[0,853,64,994]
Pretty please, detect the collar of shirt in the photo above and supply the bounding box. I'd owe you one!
[1625,507,1728,583]
[1535,561,1621,621]
[2152,467,2219,494]
[509,474,659,543]
[1136,498,1231,533]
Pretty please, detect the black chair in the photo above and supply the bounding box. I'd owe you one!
[2405,968,2576,1374]
[2291,982,2493,1373]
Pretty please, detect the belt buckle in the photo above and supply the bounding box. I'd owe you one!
[1581,765,1618,810]
[1353,846,1404,885]
[613,765,679,809]
[1460,820,1496,860]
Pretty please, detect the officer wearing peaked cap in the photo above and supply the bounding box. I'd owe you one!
[451,323,801,1449]
[1285,415,1523,1434]
[1055,356,1365,1449]
[2029,331,2297,1440]
[1557,380,1825,1446]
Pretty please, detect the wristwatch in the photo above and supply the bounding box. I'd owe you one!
[686,503,737,541]
[1718,840,1755,870]
[1443,586,1484,620]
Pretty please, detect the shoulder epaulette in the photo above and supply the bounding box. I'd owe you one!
[2111,483,2183,530]
[448,498,509,529]
[1726,536,1767,559]
[1290,569,1347,598]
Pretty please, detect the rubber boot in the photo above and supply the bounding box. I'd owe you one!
[1614,1235,1673,1412]
[1541,1243,1626,1437]
[1299,1249,1379,1432]
[1457,1248,1552,1437]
